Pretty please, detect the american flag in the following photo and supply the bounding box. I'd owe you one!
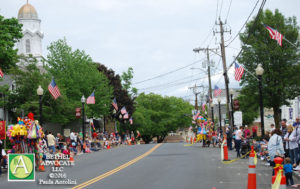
[214,85,222,97]
[48,78,61,100]
[0,68,3,78]
[234,62,244,81]
[112,98,118,111]
[121,107,127,115]
[86,91,95,104]
[123,113,129,119]
[129,117,133,125]
[264,24,283,46]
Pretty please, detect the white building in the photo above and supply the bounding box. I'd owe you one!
[281,97,300,125]
[16,2,44,66]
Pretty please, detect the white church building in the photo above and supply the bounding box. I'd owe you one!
[17,2,44,66]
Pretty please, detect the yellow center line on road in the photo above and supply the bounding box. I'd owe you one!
[72,144,162,189]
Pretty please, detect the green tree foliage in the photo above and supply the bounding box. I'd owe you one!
[97,64,135,122]
[5,39,113,126]
[121,67,138,97]
[46,39,113,123]
[0,15,23,71]
[238,9,300,128]
[133,93,193,143]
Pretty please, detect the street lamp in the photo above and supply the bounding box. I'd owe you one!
[37,85,44,125]
[230,89,234,128]
[81,95,86,142]
[218,97,222,136]
[256,64,265,137]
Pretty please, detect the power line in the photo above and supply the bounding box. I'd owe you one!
[225,0,233,22]
[219,0,224,19]
[133,57,206,85]
[225,0,260,47]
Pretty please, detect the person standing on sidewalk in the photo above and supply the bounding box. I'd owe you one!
[235,126,243,158]
[268,129,285,175]
[281,119,288,157]
[284,157,294,186]
[284,125,298,166]
[47,132,56,154]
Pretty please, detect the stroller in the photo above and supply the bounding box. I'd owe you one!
[240,139,250,158]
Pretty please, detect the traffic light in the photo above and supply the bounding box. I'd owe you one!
[233,100,239,111]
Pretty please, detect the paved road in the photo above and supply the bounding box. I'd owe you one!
[0,143,282,189]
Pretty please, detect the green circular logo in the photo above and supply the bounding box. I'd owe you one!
[10,155,33,179]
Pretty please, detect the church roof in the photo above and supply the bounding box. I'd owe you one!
[18,3,38,19]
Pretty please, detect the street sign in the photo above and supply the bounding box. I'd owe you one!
[76,108,81,118]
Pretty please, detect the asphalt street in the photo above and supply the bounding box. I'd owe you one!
[0,143,285,189]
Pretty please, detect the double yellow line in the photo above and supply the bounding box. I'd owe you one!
[72,144,162,189]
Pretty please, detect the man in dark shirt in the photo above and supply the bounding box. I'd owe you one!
[281,119,288,157]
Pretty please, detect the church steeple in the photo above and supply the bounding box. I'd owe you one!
[16,1,44,66]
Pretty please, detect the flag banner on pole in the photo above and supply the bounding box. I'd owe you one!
[129,117,133,125]
[123,113,129,119]
[202,103,206,111]
[214,85,222,97]
[121,107,127,115]
[48,78,61,100]
[264,24,283,46]
[112,98,118,111]
[0,121,6,140]
[234,62,244,81]
[0,68,3,78]
[86,91,95,104]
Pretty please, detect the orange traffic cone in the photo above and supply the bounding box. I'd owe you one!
[247,146,256,189]
[54,159,60,167]
[69,153,74,163]
[107,145,110,149]
[223,136,230,161]
[39,159,45,172]
[271,157,286,189]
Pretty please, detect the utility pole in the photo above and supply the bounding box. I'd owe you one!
[189,84,200,110]
[215,17,232,128]
[193,47,218,123]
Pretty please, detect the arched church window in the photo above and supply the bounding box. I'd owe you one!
[26,39,31,53]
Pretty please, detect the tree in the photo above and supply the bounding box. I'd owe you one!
[45,39,113,124]
[238,9,300,128]
[121,67,138,97]
[133,93,193,143]
[0,15,23,71]
[97,64,135,122]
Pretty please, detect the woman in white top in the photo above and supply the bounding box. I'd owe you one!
[284,125,298,165]
[268,129,285,175]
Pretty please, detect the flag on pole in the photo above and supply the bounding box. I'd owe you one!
[123,113,129,119]
[86,91,95,104]
[0,68,3,78]
[234,62,244,81]
[48,78,61,100]
[129,117,133,125]
[112,98,118,111]
[214,85,222,97]
[121,107,127,115]
[264,24,283,46]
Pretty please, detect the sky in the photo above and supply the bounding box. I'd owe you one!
[1,0,300,103]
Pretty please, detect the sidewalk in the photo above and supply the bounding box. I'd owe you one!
[216,148,300,189]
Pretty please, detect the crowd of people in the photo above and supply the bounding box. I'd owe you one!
[0,129,142,176]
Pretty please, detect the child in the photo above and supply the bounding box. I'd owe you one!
[284,157,294,186]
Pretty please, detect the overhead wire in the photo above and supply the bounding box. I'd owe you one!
[225,0,233,23]
[225,0,260,47]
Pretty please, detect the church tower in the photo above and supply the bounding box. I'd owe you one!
[16,1,44,66]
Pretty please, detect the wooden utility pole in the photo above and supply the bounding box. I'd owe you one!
[193,47,218,122]
[215,17,232,128]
